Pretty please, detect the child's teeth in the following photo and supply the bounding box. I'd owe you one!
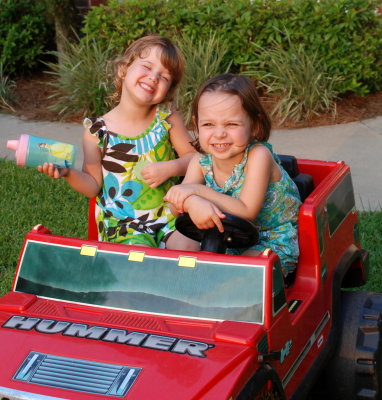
[141,83,153,92]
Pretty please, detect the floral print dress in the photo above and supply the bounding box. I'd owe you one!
[83,104,177,247]
[199,142,301,275]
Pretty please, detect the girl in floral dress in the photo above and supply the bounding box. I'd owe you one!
[164,73,301,276]
[38,35,195,249]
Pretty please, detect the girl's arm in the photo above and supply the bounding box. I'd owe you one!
[65,129,103,197]
[164,154,205,214]
[165,155,225,232]
[141,111,195,188]
[183,145,275,220]
[38,129,103,198]
[164,155,226,231]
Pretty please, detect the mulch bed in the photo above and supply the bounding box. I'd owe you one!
[11,73,382,129]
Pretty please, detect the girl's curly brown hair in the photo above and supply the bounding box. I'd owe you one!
[110,35,184,104]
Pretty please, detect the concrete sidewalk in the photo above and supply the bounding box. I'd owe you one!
[270,117,382,211]
[1,113,381,211]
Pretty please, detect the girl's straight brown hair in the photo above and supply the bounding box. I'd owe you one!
[191,74,271,152]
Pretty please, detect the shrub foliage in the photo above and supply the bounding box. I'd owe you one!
[0,0,54,76]
[83,0,382,96]
[2,0,381,120]
[44,35,115,118]
[175,32,232,127]
[0,62,16,112]
[244,33,341,122]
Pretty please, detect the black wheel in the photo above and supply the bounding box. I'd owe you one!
[175,212,259,253]
[236,365,285,400]
[325,291,382,399]
[253,385,283,400]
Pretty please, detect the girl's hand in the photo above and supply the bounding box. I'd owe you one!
[164,184,199,213]
[141,161,171,188]
[37,162,69,179]
[187,196,226,233]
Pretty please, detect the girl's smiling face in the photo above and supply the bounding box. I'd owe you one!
[121,46,173,106]
[196,91,256,164]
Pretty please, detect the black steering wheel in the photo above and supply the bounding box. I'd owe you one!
[175,213,259,254]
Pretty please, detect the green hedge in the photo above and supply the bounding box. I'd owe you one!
[0,0,54,76]
[83,0,382,95]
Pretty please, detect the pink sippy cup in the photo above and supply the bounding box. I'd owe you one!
[7,134,77,169]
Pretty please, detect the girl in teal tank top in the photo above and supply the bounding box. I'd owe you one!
[164,74,301,276]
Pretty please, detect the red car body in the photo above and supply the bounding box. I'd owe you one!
[0,158,368,399]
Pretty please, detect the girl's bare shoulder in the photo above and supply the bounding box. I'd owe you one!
[247,143,273,161]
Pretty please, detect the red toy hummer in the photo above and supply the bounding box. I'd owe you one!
[0,155,379,400]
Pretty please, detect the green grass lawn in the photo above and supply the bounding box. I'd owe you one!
[0,158,381,296]
[358,210,382,292]
[0,159,88,294]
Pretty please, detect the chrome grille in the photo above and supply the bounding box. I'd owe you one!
[14,352,141,397]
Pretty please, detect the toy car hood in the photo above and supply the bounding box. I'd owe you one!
[0,292,264,399]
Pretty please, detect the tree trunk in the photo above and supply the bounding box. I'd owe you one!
[42,0,79,60]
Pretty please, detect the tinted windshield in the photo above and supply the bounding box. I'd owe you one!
[15,240,264,323]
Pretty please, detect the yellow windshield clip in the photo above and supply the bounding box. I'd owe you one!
[80,245,97,257]
[178,256,197,268]
[128,251,145,262]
